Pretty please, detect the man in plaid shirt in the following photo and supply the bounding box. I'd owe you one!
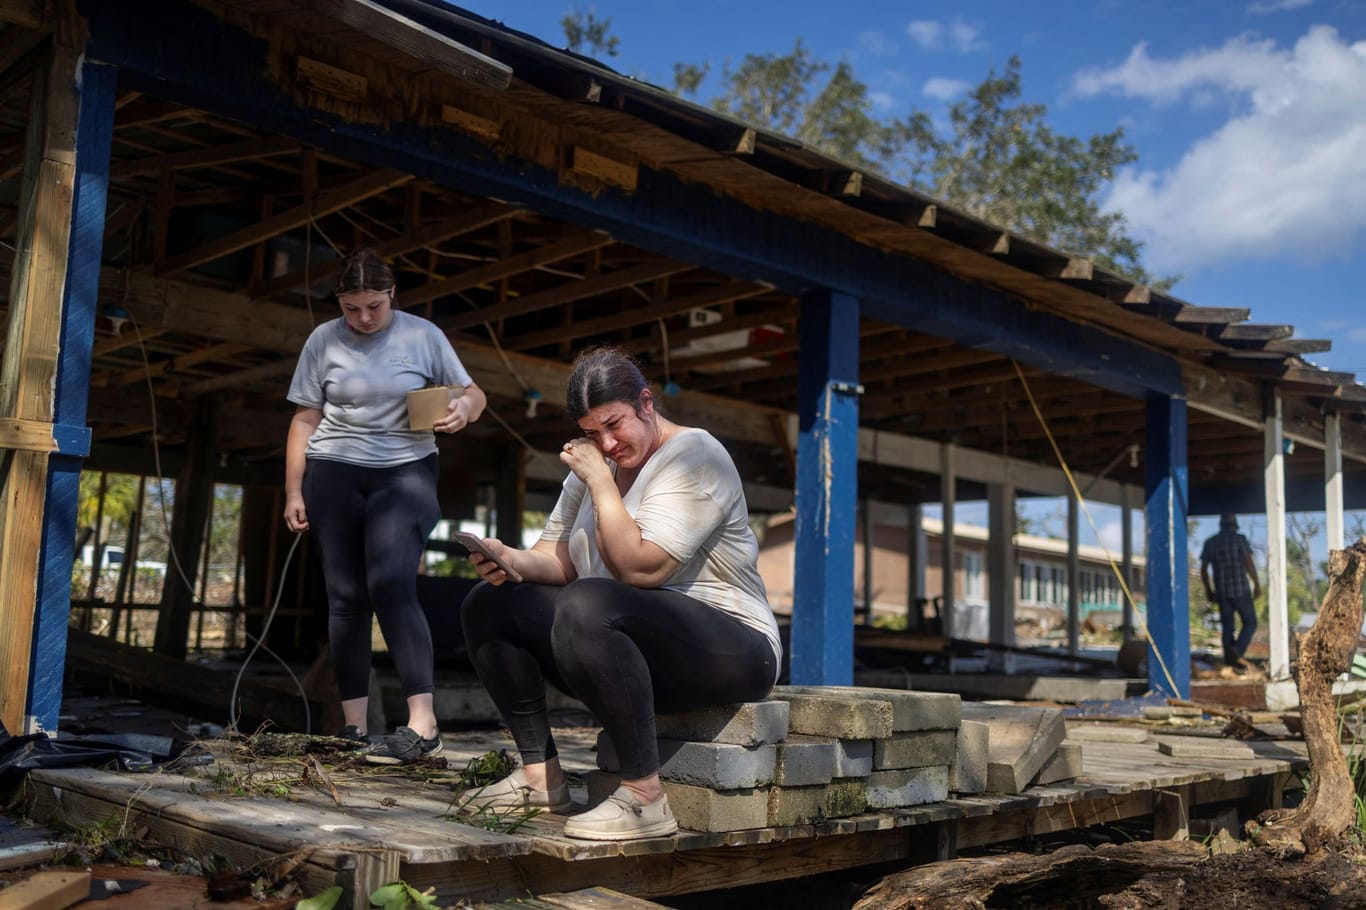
[1200,513,1262,669]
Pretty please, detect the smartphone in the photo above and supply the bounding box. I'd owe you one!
[453,531,523,583]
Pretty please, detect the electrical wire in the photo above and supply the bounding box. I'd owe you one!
[127,311,314,732]
[1011,360,1182,697]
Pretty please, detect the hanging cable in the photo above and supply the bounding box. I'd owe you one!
[1011,360,1181,697]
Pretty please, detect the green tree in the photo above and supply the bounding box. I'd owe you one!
[561,7,619,58]
[560,16,1168,287]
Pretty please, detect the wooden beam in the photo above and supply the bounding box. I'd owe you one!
[401,229,615,309]
[155,168,413,275]
[314,0,512,91]
[0,416,58,452]
[259,201,521,298]
[439,260,693,333]
[564,146,638,191]
[0,0,44,29]
[108,341,251,387]
[109,135,301,178]
[508,280,772,352]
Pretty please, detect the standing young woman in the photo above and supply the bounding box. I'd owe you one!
[284,248,486,765]
[457,346,780,840]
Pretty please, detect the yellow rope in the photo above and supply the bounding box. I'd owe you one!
[1011,361,1181,696]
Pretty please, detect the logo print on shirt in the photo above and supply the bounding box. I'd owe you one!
[391,355,413,367]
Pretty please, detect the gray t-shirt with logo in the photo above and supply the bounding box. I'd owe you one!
[287,311,472,467]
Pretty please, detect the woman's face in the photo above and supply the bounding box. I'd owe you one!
[578,395,657,469]
[338,288,394,334]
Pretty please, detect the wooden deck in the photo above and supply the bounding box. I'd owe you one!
[16,726,1308,906]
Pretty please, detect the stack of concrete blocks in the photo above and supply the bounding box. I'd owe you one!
[958,702,1082,794]
[590,686,968,833]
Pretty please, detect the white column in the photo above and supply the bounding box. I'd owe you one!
[1264,388,1289,680]
[1326,412,1344,553]
[940,443,956,637]
[988,481,1016,673]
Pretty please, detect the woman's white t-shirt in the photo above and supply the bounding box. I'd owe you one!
[540,428,782,678]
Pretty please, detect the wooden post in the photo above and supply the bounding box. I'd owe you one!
[940,442,956,638]
[987,480,1015,673]
[1325,412,1344,553]
[494,443,524,548]
[1121,486,1135,641]
[153,399,220,658]
[0,36,112,734]
[1154,785,1191,841]
[906,503,923,629]
[1067,493,1080,655]
[1145,395,1190,699]
[791,289,859,685]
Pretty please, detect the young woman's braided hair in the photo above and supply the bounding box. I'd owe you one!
[333,248,395,296]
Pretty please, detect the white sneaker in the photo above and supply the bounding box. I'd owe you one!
[457,767,572,813]
[562,786,678,841]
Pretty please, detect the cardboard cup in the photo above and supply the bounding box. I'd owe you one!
[407,385,462,430]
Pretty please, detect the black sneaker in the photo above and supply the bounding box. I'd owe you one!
[364,726,443,765]
[336,725,372,747]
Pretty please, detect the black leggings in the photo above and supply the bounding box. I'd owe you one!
[461,576,778,779]
[304,455,440,702]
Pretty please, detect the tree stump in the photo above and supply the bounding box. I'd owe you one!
[1249,538,1366,855]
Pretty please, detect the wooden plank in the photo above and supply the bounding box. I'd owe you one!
[155,168,412,275]
[440,260,691,332]
[109,135,301,178]
[441,104,500,141]
[315,0,512,90]
[108,342,251,386]
[402,229,614,309]
[0,870,88,910]
[0,45,79,735]
[537,887,675,909]
[565,146,638,191]
[0,417,56,453]
[296,55,367,103]
[0,0,43,29]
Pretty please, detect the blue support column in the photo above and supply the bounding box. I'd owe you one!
[1144,395,1190,698]
[29,60,117,731]
[791,291,860,685]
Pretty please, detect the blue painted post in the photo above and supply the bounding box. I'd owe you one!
[1144,395,1191,698]
[29,60,117,732]
[791,290,860,685]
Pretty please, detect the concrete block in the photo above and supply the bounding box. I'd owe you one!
[867,766,950,808]
[662,781,769,833]
[768,785,826,827]
[951,720,988,794]
[774,685,961,732]
[1033,742,1083,785]
[873,730,958,770]
[823,777,868,818]
[774,736,838,787]
[769,692,893,739]
[961,702,1066,795]
[596,732,778,787]
[654,700,790,746]
[659,741,776,789]
[583,770,621,805]
[833,738,874,778]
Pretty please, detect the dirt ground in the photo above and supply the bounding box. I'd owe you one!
[1095,847,1366,910]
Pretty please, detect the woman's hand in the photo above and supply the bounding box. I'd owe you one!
[469,537,516,586]
[283,493,309,532]
[434,394,474,434]
[559,436,613,485]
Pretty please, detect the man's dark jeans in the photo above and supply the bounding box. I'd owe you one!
[1219,594,1257,665]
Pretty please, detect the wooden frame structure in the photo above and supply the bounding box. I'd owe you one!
[2,0,1366,730]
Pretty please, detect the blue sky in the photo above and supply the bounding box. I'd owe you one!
[454,1,1366,562]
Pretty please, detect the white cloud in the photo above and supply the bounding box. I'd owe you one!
[906,20,942,49]
[1074,26,1366,273]
[1249,0,1312,14]
[1096,519,1125,554]
[923,77,970,101]
[869,90,896,113]
[859,30,896,57]
[905,18,985,53]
